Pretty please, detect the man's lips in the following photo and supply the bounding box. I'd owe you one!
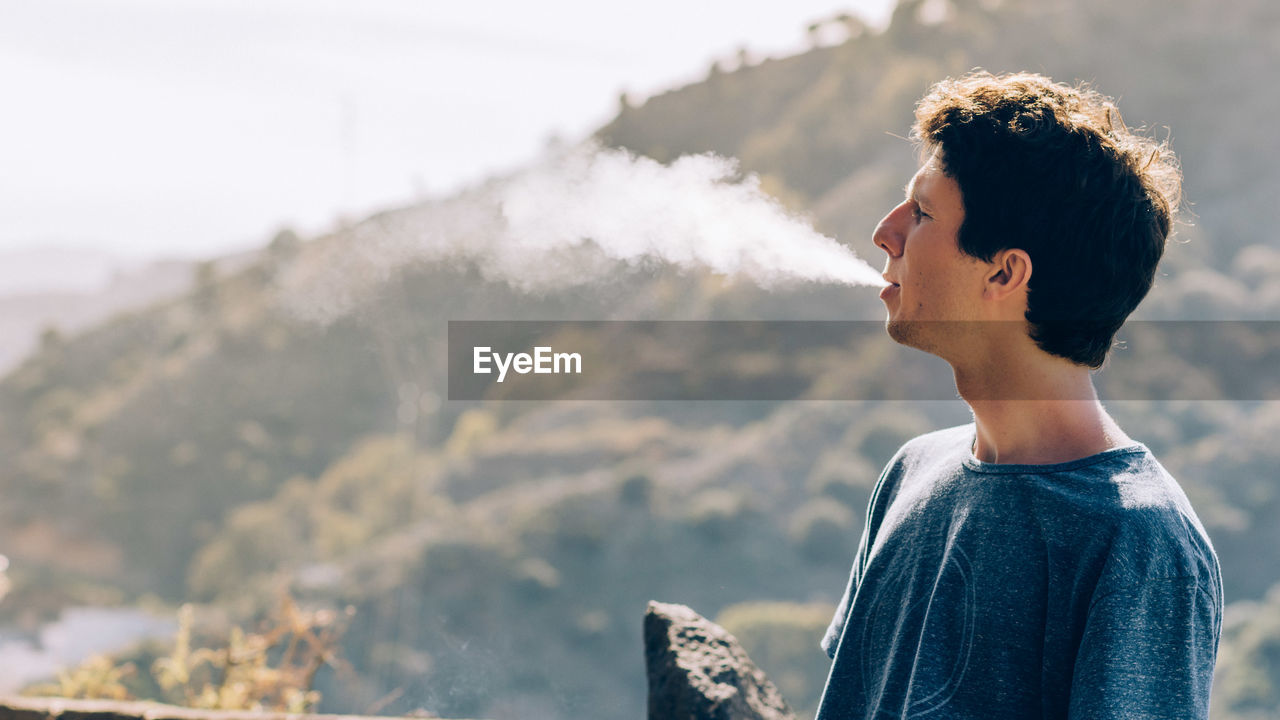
[880,274,900,300]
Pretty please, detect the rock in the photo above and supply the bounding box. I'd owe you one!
[644,601,797,720]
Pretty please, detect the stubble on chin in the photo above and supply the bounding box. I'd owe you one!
[886,317,957,360]
[886,318,926,351]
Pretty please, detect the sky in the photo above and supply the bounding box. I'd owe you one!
[1,0,895,265]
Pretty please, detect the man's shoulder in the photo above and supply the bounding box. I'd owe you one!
[887,426,1219,581]
[880,424,974,478]
[1090,450,1221,592]
[868,424,974,498]
[893,423,974,463]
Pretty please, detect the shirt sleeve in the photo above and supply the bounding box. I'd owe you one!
[821,519,869,659]
[821,456,904,660]
[1068,576,1221,720]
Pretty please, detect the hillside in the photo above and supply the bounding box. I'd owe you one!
[0,256,196,376]
[2,0,1279,718]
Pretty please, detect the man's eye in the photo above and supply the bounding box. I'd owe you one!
[911,205,929,222]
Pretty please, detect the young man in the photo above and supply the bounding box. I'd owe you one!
[817,72,1222,718]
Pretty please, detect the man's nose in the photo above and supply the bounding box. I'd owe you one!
[873,202,908,258]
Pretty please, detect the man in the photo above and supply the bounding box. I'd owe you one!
[817,72,1222,718]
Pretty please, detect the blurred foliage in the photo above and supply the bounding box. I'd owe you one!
[1213,582,1280,719]
[717,601,837,719]
[187,435,448,600]
[25,596,348,712]
[0,0,1277,718]
[789,499,857,564]
[27,655,136,701]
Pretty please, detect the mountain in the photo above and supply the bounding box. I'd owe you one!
[2,0,1279,717]
[0,248,273,376]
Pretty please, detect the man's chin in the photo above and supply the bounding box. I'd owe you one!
[885,318,920,348]
[886,318,943,357]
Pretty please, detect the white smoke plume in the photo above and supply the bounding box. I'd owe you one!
[278,142,885,323]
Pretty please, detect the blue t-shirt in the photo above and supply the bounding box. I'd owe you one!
[818,424,1222,719]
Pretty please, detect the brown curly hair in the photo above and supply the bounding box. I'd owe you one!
[913,71,1181,367]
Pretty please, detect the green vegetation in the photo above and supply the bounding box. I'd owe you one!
[1215,584,1280,718]
[26,597,347,712]
[718,601,837,719]
[2,0,1278,717]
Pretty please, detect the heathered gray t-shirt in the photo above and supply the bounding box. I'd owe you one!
[817,424,1222,719]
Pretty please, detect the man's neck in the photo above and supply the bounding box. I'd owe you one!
[952,349,1132,465]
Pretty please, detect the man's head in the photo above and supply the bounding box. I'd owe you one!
[875,71,1181,369]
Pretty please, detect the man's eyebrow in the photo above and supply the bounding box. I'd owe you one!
[904,176,933,209]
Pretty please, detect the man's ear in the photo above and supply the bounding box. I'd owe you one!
[984,249,1032,301]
